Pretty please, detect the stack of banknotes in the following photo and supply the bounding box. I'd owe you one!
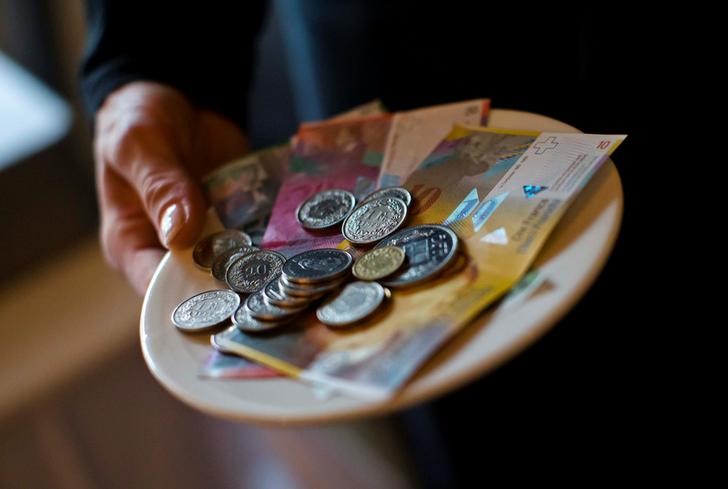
[190,99,625,400]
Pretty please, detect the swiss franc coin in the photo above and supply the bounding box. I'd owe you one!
[263,279,311,308]
[211,325,246,353]
[193,230,253,270]
[211,245,257,281]
[244,290,305,321]
[282,248,353,284]
[361,187,412,207]
[171,289,240,332]
[352,246,406,281]
[233,307,288,333]
[316,281,386,327]
[279,275,345,297]
[297,189,356,229]
[342,197,407,245]
[225,250,285,293]
[375,224,459,288]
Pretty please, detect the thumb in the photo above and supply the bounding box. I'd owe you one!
[113,144,206,249]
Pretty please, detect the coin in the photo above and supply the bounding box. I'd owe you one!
[244,290,306,321]
[282,248,353,284]
[352,246,406,281]
[316,281,386,327]
[211,245,258,281]
[210,325,238,352]
[171,289,240,332]
[361,187,412,207]
[233,306,289,333]
[279,275,344,298]
[296,189,356,229]
[342,197,408,244]
[193,230,253,270]
[263,278,311,308]
[225,250,286,293]
[375,224,459,287]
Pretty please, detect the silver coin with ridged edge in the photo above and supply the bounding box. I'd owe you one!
[316,281,386,327]
[361,186,412,207]
[374,224,459,288]
[225,250,286,293]
[244,290,306,321]
[342,197,407,245]
[211,245,258,281]
[263,278,311,308]
[282,248,353,284]
[171,289,240,332]
[297,189,356,229]
[193,230,253,270]
[232,307,290,333]
[279,275,345,297]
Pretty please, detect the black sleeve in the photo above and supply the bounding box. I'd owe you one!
[81,0,267,129]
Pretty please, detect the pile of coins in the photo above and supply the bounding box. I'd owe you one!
[172,186,461,334]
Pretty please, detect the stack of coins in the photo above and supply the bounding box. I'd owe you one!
[172,186,462,336]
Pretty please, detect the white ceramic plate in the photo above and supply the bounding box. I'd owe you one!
[141,109,623,425]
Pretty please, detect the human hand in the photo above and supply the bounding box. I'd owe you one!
[94,82,249,295]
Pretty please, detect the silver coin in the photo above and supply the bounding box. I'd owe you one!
[263,278,311,308]
[297,189,356,229]
[316,281,386,327]
[375,224,459,288]
[279,274,345,297]
[210,325,239,352]
[342,197,408,244]
[193,230,253,270]
[171,289,240,332]
[361,187,412,207]
[211,245,258,281]
[282,248,353,284]
[244,290,306,321]
[232,306,290,333]
[225,250,286,293]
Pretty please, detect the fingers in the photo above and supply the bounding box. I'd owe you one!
[98,166,165,295]
[122,142,206,249]
[95,83,206,249]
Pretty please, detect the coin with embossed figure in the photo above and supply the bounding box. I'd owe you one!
[232,306,290,333]
[342,197,407,245]
[211,245,258,282]
[316,281,386,327]
[361,187,412,207]
[244,290,306,321]
[193,230,253,270]
[297,189,356,229]
[263,278,311,308]
[352,246,406,281]
[375,224,459,288]
[282,248,353,284]
[171,289,240,332]
[225,250,285,293]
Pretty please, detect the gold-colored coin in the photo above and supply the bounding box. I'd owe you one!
[352,246,406,281]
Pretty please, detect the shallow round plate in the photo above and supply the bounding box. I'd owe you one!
[141,109,623,426]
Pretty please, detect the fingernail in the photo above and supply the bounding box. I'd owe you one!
[161,204,184,247]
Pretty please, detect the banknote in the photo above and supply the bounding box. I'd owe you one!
[215,125,626,400]
[261,114,392,252]
[377,99,490,188]
[204,101,387,246]
[203,145,289,244]
[199,350,280,379]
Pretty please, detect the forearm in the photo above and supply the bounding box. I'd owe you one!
[81,0,266,128]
